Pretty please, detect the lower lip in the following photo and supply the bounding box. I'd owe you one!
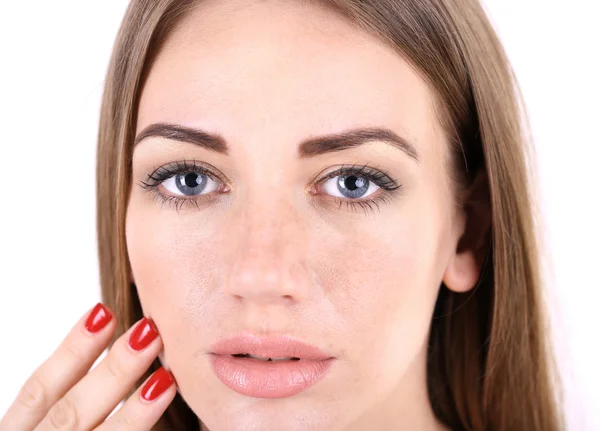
[210,354,334,398]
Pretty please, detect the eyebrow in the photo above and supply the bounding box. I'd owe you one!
[134,122,419,161]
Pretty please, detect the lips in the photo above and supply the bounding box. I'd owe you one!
[209,334,335,398]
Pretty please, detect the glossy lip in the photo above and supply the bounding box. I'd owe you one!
[209,334,335,398]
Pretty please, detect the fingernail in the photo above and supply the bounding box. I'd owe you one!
[128,317,159,351]
[84,303,113,334]
[141,367,174,401]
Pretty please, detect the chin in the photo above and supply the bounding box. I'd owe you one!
[193,396,343,431]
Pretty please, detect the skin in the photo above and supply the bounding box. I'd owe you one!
[127,0,483,430]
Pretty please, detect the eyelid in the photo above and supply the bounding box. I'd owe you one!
[141,159,229,189]
[311,163,401,191]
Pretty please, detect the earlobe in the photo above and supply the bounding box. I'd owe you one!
[443,251,481,292]
[443,169,491,293]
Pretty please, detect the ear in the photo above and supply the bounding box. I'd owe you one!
[443,169,491,293]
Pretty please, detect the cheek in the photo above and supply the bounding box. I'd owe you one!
[125,204,223,367]
[325,196,449,383]
[126,212,206,305]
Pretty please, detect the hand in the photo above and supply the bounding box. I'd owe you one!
[0,303,177,430]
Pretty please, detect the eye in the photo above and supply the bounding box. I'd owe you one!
[162,171,221,197]
[320,174,379,199]
[313,164,400,200]
[139,160,227,207]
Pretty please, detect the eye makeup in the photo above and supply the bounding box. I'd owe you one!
[138,158,403,214]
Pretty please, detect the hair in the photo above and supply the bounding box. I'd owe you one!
[96,0,564,430]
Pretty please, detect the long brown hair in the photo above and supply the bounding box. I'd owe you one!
[96,1,563,429]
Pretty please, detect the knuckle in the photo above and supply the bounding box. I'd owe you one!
[46,396,79,430]
[62,341,87,363]
[17,373,47,410]
[115,411,136,428]
[104,349,128,380]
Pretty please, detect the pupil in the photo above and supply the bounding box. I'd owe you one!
[345,176,364,190]
[184,173,200,187]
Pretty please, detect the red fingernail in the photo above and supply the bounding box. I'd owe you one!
[141,367,174,401]
[128,317,159,351]
[84,303,112,333]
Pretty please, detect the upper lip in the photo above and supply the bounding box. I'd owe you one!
[210,334,333,360]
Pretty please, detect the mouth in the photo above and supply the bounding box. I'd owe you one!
[231,353,301,361]
[209,334,335,398]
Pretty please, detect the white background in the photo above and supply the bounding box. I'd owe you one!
[0,1,598,429]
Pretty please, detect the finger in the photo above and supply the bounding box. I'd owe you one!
[95,367,176,431]
[0,303,116,431]
[36,316,162,431]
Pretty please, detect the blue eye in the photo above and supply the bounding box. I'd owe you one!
[139,160,225,206]
[321,174,379,199]
[162,172,220,196]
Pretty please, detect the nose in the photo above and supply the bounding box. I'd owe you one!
[223,196,312,305]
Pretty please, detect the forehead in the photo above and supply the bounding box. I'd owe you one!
[136,0,441,156]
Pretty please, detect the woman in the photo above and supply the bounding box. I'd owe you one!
[1,0,564,430]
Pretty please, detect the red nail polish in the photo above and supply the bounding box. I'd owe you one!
[84,303,112,333]
[141,367,174,401]
[128,317,159,351]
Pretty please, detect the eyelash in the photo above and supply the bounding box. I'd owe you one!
[138,159,403,214]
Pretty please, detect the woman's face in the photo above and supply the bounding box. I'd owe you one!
[127,1,479,430]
